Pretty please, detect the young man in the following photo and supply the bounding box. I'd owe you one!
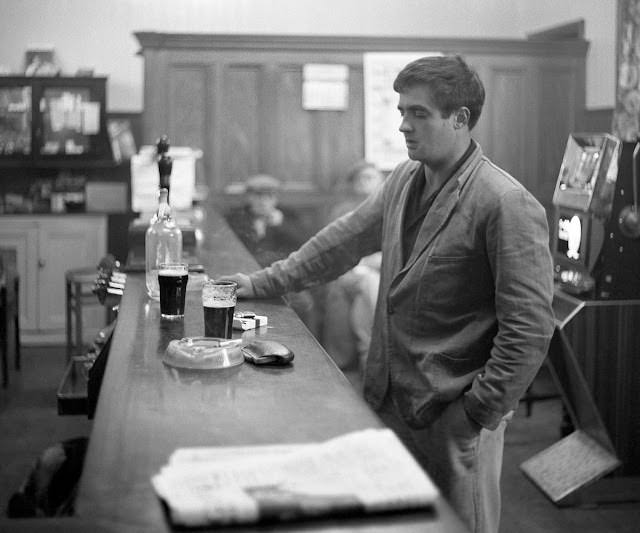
[224,55,555,533]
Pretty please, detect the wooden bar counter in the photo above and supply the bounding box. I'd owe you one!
[73,210,467,532]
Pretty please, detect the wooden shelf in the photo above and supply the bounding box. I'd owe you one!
[0,76,112,166]
[0,158,118,169]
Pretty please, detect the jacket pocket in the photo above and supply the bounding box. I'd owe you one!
[405,351,482,428]
[416,254,492,315]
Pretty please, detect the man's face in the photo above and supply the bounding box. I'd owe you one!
[397,85,458,169]
[248,191,278,217]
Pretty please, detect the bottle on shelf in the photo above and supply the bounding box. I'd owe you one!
[145,187,182,299]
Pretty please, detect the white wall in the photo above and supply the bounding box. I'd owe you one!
[0,0,616,111]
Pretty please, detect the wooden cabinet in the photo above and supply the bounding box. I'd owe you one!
[0,215,106,343]
[135,33,587,213]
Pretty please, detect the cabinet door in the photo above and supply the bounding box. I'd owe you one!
[0,218,39,331]
[37,216,106,332]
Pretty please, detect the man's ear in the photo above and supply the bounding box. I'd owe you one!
[454,107,470,129]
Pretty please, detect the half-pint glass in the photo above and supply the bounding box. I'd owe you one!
[202,280,237,338]
[158,263,189,319]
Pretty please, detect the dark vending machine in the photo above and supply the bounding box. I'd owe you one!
[551,132,640,299]
[524,133,640,506]
[592,141,640,299]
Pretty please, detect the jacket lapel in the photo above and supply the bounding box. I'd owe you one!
[388,164,420,278]
[395,144,483,278]
[400,178,460,275]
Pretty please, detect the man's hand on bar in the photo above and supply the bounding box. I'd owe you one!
[219,273,255,298]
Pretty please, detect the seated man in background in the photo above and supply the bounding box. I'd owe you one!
[225,174,304,268]
[224,174,318,333]
[322,161,385,389]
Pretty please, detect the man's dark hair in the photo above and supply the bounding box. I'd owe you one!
[393,55,485,130]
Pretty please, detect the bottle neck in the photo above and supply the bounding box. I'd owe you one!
[156,188,172,221]
[157,204,172,221]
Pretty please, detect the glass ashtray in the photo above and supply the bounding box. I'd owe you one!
[163,337,244,370]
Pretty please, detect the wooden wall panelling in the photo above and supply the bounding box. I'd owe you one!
[210,58,226,192]
[564,301,640,476]
[484,58,531,192]
[471,53,584,212]
[274,62,315,189]
[536,59,583,208]
[465,59,491,158]
[268,59,365,192]
[168,62,209,186]
[141,48,169,147]
[168,64,207,151]
[135,33,588,207]
[614,305,640,472]
[145,51,367,194]
[221,62,262,187]
[316,64,365,191]
[255,62,275,176]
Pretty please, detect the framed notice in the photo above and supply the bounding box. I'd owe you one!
[363,52,442,171]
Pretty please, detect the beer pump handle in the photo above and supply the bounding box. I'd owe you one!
[156,135,173,196]
[618,142,640,238]
[156,135,170,156]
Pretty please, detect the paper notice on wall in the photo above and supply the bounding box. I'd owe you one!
[48,100,65,132]
[302,64,349,111]
[363,52,442,171]
[81,102,100,134]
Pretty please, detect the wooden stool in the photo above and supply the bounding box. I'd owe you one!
[65,267,102,362]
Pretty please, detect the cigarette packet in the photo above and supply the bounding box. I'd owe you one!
[232,314,268,331]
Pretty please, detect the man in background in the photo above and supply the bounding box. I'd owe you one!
[224,174,305,268]
[224,174,318,333]
[223,55,555,533]
[322,160,385,388]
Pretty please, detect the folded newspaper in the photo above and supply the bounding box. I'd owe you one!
[151,428,439,527]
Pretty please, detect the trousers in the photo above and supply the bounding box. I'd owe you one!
[377,391,509,533]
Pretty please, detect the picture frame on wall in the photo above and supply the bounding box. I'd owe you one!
[24,46,59,76]
[107,119,137,163]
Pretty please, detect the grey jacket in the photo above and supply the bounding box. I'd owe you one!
[250,142,555,430]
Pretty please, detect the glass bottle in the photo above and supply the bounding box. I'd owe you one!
[145,188,182,299]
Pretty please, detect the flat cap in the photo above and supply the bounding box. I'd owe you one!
[245,174,281,193]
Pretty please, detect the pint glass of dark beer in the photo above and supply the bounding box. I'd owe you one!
[202,279,237,338]
[158,263,189,319]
